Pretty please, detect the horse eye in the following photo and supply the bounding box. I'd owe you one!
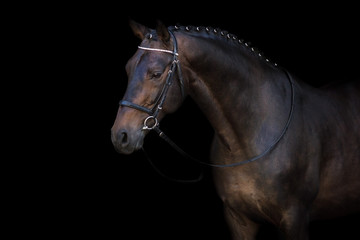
[151,72,162,79]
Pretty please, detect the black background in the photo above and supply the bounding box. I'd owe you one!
[20,2,360,239]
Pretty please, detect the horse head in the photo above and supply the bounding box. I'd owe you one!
[111,20,186,154]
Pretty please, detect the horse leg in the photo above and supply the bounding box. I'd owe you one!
[278,205,310,240]
[224,205,259,240]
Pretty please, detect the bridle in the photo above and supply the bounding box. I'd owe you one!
[119,30,184,131]
[119,28,295,174]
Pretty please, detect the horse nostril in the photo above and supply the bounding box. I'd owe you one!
[118,129,129,147]
[121,131,127,144]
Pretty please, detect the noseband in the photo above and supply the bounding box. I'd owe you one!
[119,29,184,130]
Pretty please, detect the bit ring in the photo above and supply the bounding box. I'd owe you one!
[142,116,158,130]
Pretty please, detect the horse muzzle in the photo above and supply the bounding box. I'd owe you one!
[111,128,145,155]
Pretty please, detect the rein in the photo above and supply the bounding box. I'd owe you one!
[153,70,294,168]
[120,29,295,181]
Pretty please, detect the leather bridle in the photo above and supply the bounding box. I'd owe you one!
[119,30,184,131]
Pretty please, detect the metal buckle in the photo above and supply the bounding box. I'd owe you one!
[142,116,159,130]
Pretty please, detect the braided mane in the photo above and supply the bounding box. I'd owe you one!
[169,25,277,67]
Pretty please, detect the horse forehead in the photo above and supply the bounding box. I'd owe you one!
[125,50,145,74]
[127,50,171,72]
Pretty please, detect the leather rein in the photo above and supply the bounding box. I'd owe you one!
[119,29,295,181]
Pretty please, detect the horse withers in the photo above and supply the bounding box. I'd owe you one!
[111,20,360,239]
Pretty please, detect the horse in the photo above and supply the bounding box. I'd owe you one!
[111,20,360,239]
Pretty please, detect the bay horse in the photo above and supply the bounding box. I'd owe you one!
[111,20,360,239]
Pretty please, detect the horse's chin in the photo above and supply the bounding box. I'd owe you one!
[114,146,135,155]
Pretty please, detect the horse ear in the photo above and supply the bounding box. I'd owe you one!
[129,19,150,40]
[156,20,170,43]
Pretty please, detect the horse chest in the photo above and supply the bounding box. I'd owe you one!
[213,168,281,219]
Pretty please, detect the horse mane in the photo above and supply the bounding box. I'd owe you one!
[169,24,278,67]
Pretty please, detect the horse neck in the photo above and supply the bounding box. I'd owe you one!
[177,32,292,156]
